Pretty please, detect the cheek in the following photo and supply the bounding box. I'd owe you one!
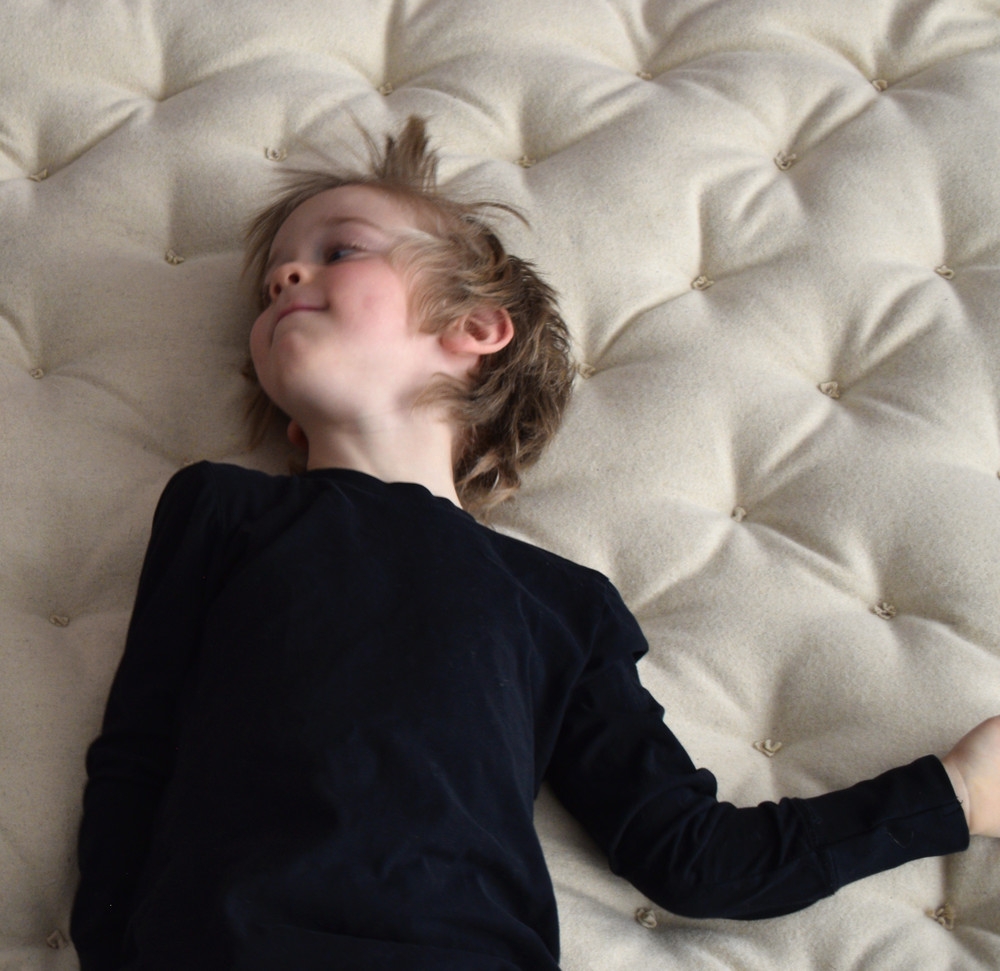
[349,265,414,324]
[249,310,270,350]
[248,317,272,380]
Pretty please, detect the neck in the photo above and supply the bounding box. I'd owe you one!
[299,408,462,507]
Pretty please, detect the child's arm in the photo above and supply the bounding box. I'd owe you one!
[942,716,1000,837]
[546,580,983,921]
[71,464,222,969]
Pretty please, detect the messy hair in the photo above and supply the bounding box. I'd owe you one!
[242,115,576,518]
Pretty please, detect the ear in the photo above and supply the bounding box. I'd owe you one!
[440,305,514,360]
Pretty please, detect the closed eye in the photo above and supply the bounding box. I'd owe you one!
[325,243,365,263]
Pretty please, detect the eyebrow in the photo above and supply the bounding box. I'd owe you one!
[263,216,389,279]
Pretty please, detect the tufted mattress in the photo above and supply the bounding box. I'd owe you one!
[2,0,999,968]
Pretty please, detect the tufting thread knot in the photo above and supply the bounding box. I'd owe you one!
[754,739,783,757]
[774,151,797,171]
[635,907,658,929]
[927,904,956,931]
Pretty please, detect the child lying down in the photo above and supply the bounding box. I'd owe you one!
[70,116,1000,971]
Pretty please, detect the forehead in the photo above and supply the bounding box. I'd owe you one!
[269,184,421,256]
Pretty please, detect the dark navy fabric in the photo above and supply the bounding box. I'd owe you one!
[71,462,968,969]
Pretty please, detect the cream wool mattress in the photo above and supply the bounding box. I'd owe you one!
[2,1,999,968]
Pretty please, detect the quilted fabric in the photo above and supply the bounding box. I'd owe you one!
[2,0,998,967]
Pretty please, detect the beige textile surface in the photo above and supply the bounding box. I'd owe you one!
[2,0,999,967]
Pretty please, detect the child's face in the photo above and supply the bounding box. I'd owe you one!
[250,184,452,429]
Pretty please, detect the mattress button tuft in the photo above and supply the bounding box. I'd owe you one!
[165,249,185,265]
[691,275,714,291]
[774,151,797,171]
[927,904,956,931]
[46,929,69,949]
[935,265,955,280]
[819,381,841,399]
[635,906,658,928]
[753,739,783,757]
[264,147,287,162]
[872,602,897,620]
[871,78,889,92]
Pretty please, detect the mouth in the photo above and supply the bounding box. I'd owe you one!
[276,304,322,324]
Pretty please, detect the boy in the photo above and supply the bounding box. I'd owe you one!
[71,116,1000,970]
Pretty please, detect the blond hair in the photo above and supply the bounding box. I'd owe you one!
[242,116,575,518]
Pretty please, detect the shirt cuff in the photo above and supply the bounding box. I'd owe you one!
[795,755,970,889]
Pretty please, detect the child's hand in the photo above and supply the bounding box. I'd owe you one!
[942,716,1000,838]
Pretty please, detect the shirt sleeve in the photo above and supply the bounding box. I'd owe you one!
[545,580,970,920]
[70,462,224,968]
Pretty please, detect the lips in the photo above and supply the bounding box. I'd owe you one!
[276,303,322,323]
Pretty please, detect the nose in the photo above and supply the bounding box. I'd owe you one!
[268,261,308,300]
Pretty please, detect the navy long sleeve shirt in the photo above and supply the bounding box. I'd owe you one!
[71,462,969,969]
